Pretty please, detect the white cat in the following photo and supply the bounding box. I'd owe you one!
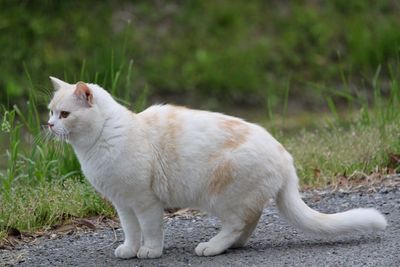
[47,77,387,259]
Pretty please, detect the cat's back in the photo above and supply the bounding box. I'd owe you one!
[138,104,251,137]
[139,104,230,124]
[137,104,281,154]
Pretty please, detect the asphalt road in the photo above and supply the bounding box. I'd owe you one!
[1,187,399,267]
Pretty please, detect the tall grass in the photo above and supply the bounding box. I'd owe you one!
[0,56,147,236]
[272,64,400,186]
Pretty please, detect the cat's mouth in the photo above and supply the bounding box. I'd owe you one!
[47,127,70,142]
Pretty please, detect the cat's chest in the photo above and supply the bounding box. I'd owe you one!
[78,147,151,200]
[81,159,118,189]
[80,159,134,202]
[75,145,124,190]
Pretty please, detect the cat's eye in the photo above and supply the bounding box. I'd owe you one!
[60,111,70,119]
[50,110,53,116]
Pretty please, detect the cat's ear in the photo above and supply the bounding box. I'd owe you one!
[49,76,70,91]
[74,81,93,107]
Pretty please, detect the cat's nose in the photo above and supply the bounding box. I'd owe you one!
[48,122,54,128]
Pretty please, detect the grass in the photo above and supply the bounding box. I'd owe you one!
[1,67,399,239]
[269,68,400,186]
[281,115,400,186]
[0,180,114,240]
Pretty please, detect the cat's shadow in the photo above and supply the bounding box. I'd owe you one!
[231,235,383,254]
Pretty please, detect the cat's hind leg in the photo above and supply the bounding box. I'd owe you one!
[230,210,262,249]
[195,210,261,256]
[114,205,142,259]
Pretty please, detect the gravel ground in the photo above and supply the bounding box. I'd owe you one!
[1,187,399,267]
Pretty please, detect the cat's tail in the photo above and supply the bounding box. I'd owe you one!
[275,168,387,235]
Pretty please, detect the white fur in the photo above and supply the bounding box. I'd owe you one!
[48,77,387,259]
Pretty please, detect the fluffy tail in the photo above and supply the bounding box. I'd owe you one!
[276,170,387,235]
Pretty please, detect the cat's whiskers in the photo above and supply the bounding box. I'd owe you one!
[38,87,54,100]
[33,130,45,145]
[57,140,65,155]
[32,125,52,146]
[53,134,65,156]
[34,125,71,156]
[55,129,70,155]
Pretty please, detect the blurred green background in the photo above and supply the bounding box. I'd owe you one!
[2,0,399,113]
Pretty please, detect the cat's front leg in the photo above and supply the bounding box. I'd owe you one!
[114,206,141,259]
[134,200,164,259]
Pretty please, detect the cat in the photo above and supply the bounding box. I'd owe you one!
[47,77,387,259]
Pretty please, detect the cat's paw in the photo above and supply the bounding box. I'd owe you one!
[114,243,138,259]
[195,242,225,256]
[137,246,163,259]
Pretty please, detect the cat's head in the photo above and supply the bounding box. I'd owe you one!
[47,77,104,146]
